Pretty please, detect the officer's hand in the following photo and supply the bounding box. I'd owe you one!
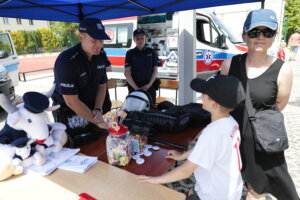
[92,109,104,124]
[140,84,149,91]
[133,86,140,90]
[97,121,109,129]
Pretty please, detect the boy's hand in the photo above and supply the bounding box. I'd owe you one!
[137,175,160,184]
[165,150,182,160]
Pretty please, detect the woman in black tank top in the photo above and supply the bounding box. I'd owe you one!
[220,9,298,200]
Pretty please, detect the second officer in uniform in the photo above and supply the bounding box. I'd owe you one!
[124,28,160,104]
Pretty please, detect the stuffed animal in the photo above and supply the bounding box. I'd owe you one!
[0,85,67,181]
[0,164,23,181]
[11,137,45,168]
[35,123,67,155]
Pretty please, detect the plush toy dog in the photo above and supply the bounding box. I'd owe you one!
[0,85,67,181]
[11,137,45,168]
[0,164,23,181]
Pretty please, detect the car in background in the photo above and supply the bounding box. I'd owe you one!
[0,32,17,101]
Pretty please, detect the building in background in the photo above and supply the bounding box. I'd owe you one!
[0,17,50,32]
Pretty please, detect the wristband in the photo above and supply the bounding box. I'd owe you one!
[94,108,103,113]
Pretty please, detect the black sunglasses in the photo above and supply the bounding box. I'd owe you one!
[247,28,276,38]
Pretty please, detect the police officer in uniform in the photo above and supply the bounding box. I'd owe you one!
[52,18,110,146]
[124,28,160,104]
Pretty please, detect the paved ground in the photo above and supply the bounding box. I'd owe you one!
[18,54,58,72]
[0,59,299,199]
[282,60,300,196]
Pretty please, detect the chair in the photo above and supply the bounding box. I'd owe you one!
[156,79,179,105]
[107,78,123,110]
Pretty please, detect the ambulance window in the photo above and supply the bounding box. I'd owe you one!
[196,17,220,48]
[104,23,133,48]
[0,34,13,55]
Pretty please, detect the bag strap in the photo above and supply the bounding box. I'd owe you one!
[245,82,256,120]
[231,53,256,119]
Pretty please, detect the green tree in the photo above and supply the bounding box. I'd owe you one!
[10,31,26,54]
[284,0,300,42]
[38,28,59,52]
[50,21,79,47]
[20,31,30,51]
[25,30,42,53]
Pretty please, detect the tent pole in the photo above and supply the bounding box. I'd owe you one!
[78,3,84,21]
[261,0,265,8]
[128,0,154,12]
[178,10,196,105]
[0,0,10,5]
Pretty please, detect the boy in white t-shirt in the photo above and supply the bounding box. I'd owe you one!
[138,75,246,200]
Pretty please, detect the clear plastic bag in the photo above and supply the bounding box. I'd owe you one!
[106,124,131,166]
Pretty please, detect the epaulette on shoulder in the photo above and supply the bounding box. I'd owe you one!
[127,48,135,53]
[145,47,154,51]
[70,52,79,60]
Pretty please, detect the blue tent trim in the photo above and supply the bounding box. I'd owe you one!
[0,0,262,22]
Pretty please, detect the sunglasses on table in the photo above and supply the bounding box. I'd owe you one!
[247,28,276,38]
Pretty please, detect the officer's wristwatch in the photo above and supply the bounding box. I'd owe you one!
[94,108,103,113]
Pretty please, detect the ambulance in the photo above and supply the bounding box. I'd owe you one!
[103,9,248,79]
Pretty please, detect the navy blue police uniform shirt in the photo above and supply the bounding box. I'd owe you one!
[125,46,160,87]
[52,43,108,109]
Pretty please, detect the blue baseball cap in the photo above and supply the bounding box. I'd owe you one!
[243,9,278,32]
[133,28,146,36]
[23,92,49,113]
[79,18,111,40]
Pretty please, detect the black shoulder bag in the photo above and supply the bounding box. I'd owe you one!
[245,83,289,153]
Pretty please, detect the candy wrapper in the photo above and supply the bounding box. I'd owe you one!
[103,109,127,128]
[130,133,148,154]
[128,120,151,154]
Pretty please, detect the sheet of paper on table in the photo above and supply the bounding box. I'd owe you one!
[24,148,80,175]
[58,155,98,173]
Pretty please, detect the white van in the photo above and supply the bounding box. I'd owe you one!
[0,32,17,100]
[102,10,247,79]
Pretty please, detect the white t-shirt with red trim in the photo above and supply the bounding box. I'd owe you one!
[188,116,243,200]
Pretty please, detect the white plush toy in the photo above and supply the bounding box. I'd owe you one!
[0,85,68,181]
[0,164,23,181]
[35,122,68,155]
[0,144,22,181]
[11,137,45,168]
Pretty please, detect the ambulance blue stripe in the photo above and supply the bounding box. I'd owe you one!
[105,48,237,59]
[105,48,127,56]
[4,62,19,73]
[196,49,236,60]
[222,52,237,59]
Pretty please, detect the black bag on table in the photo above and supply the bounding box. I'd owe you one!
[53,106,101,147]
[125,110,191,133]
[158,102,211,126]
[245,83,289,153]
